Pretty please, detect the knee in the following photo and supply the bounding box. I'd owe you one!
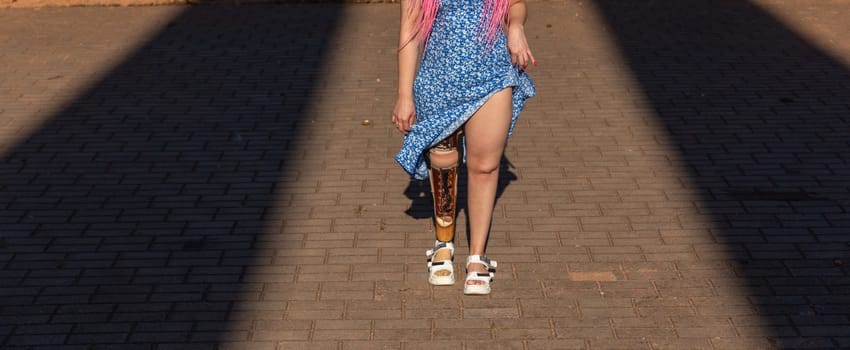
[467,161,500,176]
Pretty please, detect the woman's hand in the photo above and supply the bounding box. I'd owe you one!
[392,96,416,135]
[507,24,536,72]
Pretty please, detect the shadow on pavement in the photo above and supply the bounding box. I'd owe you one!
[0,5,343,348]
[404,154,518,220]
[593,0,850,347]
[404,153,518,252]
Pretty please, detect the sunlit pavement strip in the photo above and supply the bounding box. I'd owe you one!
[2,1,850,349]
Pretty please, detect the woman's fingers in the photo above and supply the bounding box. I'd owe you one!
[392,111,404,133]
[399,117,408,133]
[396,113,414,134]
[392,99,416,134]
[520,49,535,71]
[516,51,531,70]
[403,117,413,134]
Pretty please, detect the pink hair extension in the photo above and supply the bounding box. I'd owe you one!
[479,0,511,47]
[402,0,511,49]
[415,0,441,47]
[400,0,440,50]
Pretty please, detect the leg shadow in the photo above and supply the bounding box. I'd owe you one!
[403,154,518,249]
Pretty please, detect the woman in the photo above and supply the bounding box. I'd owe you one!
[392,0,535,295]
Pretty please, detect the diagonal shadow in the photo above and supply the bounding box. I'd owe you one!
[0,4,343,348]
[592,0,850,347]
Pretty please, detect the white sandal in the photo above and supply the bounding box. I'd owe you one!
[464,255,497,295]
[426,240,455,285]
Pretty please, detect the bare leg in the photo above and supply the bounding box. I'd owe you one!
[463,88,512,285]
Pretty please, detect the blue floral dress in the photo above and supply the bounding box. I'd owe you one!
[395,0,536,180]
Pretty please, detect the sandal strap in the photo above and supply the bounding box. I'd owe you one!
[463,256,496,295]
[426,240,454,258]
[426,241,455,275]
[428,260,453,270]
[466,255,497,270]
[465,271,494,282]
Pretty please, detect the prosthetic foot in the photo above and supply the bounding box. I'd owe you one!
[428,130,462,243]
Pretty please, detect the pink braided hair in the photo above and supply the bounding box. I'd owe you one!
[403,0,511,49]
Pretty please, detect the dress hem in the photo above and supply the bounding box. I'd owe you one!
[395,66,535,180]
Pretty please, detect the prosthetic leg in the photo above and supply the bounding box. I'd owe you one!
[424,129,462,285]
[428,129,462,242]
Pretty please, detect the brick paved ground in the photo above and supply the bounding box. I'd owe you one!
[2,1,850,349]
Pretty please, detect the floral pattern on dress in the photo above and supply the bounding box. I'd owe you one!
[395,0,536,180]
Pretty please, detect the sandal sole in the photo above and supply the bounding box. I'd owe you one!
[463,286,491,295]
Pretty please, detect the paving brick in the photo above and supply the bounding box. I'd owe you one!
[67,332,129,344]
[587,338,651,349]
[647,337,712,350]
[5,334,68,346]
[3,1,850,349]
[342,340,402,350]
[373,329,430,341]
[217,342,279,350]
[432,327,491,340]
[769,337,836,349]
[709,337,778,350]
[403,341,463,350]
[526,339,587,350]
